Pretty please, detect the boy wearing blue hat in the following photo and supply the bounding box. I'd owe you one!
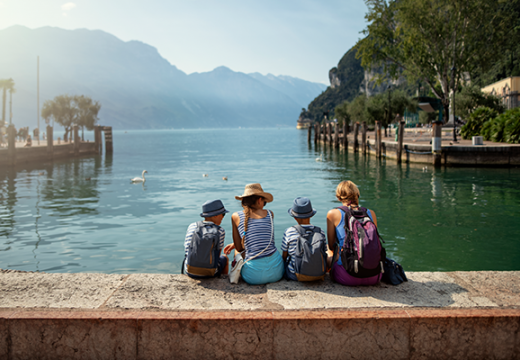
[183,199,230,279]
[281,197,331,281]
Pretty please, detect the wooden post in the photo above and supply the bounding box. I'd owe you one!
[342,122,348,148]
[307,124,312,142]
[104,126,113,154]
[432,121,442,167]
[397,120,404,164]
[333,123,339,148]
[325,123,329,145]
[7,124,16,166]
[73,125,80,155]
[376,121,382,158]
[314,123,318,143]
[46,125,53,160]
[362,122,367,155]
[95,126,102,154]
[353,122,359,152]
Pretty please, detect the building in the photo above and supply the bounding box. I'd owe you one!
[481,76,520,110]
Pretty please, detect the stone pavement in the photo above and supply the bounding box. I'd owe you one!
[1,271,519,311]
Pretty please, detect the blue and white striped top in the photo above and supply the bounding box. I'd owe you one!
[281,225,327,275]
[237,210,277,261]
[184,221,225,273]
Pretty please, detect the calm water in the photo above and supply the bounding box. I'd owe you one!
[1,128,519,273]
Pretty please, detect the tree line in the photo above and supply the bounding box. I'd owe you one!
[0,78,100,143]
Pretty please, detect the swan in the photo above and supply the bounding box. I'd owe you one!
[131,170,147,183]
[315,154,324,162]
[202,174,208,177]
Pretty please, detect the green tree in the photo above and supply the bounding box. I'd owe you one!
[356,0,516,124]
[334,101,350,127]
[0,78,15,126]
[455,85,505,120]
[75,95,101,140]
[42,95,101,141]
[348,95,368,125]
[460,107,499,140]
[366,89,416,135]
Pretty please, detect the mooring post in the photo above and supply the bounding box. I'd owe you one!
[94,126,101,154]
[397,120,404,164]
[342,121,348,148]
[7,124,16,166]
[333,123,339,148]
[313,123,318,144]
[73,125,80,156]
[104,126,113,154]
[362,122,367,155]
[432,121,442,167]
[46,126,53,160]
[307,124,312,143]
[376,121,382,158]
[353,122,359,153]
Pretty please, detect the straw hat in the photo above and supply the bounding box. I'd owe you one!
[235,183,273,203]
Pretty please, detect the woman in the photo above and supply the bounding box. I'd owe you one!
[326,180,381,286]
[227,183,284,285]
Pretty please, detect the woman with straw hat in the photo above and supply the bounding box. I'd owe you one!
[229,183,284,285]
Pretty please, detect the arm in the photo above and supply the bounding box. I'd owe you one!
[326,209,340,251]
[282,251,288,262]
[369,209,378,227]
[231,212,244,253]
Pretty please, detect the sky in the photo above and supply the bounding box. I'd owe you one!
[0,0,369,84]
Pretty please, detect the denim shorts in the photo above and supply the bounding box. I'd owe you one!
[241,251,284,285]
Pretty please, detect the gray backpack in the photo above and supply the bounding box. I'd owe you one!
[292,225,327,281]
[186,222,220,277]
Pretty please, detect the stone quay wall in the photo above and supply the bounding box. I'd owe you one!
[1,271,519,359]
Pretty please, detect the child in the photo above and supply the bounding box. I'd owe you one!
[183,199,229,279]
[281,197,331,281]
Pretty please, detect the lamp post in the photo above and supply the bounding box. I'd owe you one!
[451,66,457,142]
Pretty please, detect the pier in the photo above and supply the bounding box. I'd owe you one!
[310,122,520,167]
[0,271,519,359]
[0,125,113,167]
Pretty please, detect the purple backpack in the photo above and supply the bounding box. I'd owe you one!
[338,206,386,278]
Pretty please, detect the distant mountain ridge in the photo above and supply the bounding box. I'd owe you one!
[0,25,326,129]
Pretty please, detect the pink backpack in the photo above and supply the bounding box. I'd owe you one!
[338,206,386,278]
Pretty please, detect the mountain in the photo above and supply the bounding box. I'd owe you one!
[0,25,326,129]
[305,47,365,122]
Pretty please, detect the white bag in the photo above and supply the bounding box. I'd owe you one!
[229,253,244,284]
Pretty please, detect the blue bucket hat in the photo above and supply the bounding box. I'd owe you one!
[288,197,317,218]
[200,199,229,217]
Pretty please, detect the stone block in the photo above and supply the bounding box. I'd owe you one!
[9,311,138,360]
[272,311,410,360]
[137,311,274,360]
[409,310,520,360]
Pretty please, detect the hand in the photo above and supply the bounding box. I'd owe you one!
[223,243,235,255]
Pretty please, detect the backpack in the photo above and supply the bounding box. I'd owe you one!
[292,225,328,281]
[338,206,386,278]
[186,222,221,277]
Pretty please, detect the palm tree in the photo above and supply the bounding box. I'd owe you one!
[0,79,15,125]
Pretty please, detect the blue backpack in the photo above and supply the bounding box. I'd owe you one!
[186,222,220,277]
[292,225,328,281]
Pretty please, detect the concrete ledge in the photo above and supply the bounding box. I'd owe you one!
[1,271,519,359]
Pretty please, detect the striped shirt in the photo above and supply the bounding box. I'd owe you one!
[281,225,327,275]
[237,210,277,261]
[184,221,225,273]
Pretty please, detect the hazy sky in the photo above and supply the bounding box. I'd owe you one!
[0,0,368,84]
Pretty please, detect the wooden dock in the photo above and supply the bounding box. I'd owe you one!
[309,121,520,167]
[0,125,113,167]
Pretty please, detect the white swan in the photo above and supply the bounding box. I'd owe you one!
[131,170,147,183]
[315,154,324,162]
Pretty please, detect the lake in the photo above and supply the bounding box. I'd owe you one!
[1,128,519,273]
